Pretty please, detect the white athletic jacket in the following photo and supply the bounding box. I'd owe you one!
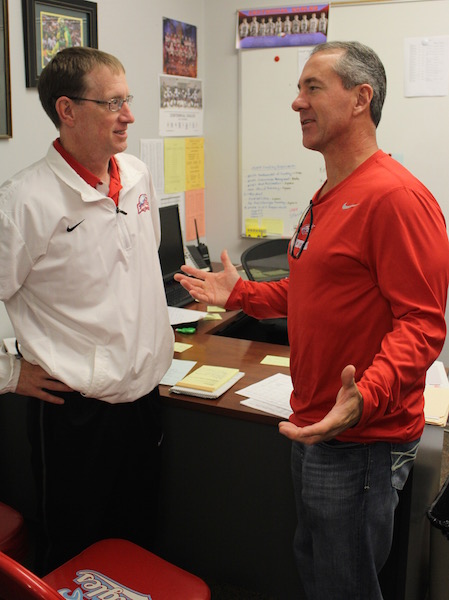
[0,144,174,403]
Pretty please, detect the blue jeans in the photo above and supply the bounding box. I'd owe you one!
[291,439,419,600]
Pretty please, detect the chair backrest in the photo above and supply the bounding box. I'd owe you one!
[0,501,28,563]
[0,551,62,600]
[241,238,290,282]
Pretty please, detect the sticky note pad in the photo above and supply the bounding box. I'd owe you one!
[174,342,193,353]
[176,365,239,392]
[203,313,222,320]
[207,305,226,312]
[261,355,290,367]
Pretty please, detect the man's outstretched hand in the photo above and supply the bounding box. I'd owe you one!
[174,249,240,306]
[278,365,363,445]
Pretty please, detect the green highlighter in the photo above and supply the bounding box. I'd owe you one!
[175,327,196,334]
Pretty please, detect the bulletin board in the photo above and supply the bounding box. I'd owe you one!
[239,0,449,238]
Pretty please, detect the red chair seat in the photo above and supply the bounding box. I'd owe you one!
[0,501,27,563]
[43,538,210,600]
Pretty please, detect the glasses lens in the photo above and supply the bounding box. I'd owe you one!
[108,96,133,112]
[108,98,120,112]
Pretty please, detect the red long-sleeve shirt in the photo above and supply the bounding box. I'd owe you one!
[226,151,449,442]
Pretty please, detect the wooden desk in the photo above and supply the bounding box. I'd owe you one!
[157,303,444,600]
[161,304,290,423]
[158,304,301,598]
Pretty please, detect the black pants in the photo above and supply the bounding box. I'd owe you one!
[27,388,163,574]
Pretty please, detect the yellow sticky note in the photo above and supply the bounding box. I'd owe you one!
[174,342,193,353]
[261,355,290,367]
[164,138,186,194]
[176,365,239,392]
[203,313,222,320]
[185,137,205,190]
[207,305,226,312]
[261,218,284,236]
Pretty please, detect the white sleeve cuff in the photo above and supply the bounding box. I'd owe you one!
[0,338,22,394]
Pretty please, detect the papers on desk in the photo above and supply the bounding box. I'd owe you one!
[426,360,449,388]
[235,361,449,424]
[424,387,449,426]
[237,373,293,419]
[424,360,449,426]
[160,359,196,386]
[170,365,245,399]
[261,354,290,367]
[167,306,207,326]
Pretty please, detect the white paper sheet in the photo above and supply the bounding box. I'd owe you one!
[426,360,449,388]
[404,36,449,97]
[160,358,197,386]
[168,306,207,326]
[237,373,293,418]
[140,138,165,196]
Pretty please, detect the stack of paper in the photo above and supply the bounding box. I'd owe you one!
[170,365,244,399]
[167,306,207,326]
[425,360,449,426]
[237,373,293,419]
[424,387,449,426]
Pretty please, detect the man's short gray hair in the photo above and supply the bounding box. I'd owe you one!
[311,41,386,127]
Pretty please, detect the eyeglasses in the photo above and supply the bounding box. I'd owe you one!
[66,95,133,112]
[289,201,314,259]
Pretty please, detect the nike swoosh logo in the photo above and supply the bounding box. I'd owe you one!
[66,220,85,232]
[342,203,359,210]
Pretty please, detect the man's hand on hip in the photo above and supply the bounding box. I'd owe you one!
[15,360,73,404]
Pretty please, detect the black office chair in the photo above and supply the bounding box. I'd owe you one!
[239,238,290,345]
[240,238,290,282]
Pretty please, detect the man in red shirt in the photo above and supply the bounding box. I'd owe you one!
[176,41,449,599]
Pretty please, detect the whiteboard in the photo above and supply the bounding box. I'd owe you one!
[239,45,325,238]
[239,0,449,238]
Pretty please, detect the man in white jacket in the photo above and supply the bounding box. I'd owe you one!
[0,47,174,571]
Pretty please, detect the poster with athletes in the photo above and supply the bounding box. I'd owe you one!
[236,4,329,49]
[163,17,198,78]
[159,74,203,137]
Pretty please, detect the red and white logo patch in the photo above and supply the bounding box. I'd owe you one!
[58,569,152,600]
[137,194,150,214]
